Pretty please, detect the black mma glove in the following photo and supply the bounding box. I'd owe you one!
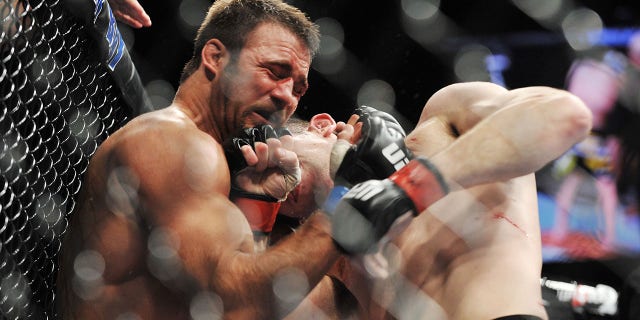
[223,125,295,235]
[224,125,292,179]
[332,106,412,187]
[325,157,449,254]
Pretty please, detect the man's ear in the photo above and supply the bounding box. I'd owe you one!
[308,113,337,137]
[201,39,226,79]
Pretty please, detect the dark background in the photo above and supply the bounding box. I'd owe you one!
[123,0,640,126]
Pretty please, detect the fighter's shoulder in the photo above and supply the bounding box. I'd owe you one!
[109,109,222,173]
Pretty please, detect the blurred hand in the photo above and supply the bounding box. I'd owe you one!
[109,0,151,28]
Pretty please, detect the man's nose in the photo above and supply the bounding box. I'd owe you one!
[271,78,298,115]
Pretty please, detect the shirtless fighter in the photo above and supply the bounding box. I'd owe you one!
[259,81,593,319]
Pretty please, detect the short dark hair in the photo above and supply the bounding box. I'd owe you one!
[179,0,320,84]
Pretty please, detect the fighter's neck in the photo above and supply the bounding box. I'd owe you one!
[172,88,223,144]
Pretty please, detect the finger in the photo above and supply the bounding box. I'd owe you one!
[265,138,282,168]
[122,0,152,26]
[240,145,259,166]
[351,122,363,144]
[347,114,360,126]
[334,121,355,141]
[113,12,143,28]
[275,148,301,185]
[254,142,269,172]
[278,134,294,151]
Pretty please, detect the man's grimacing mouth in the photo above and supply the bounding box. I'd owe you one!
[254,110,281,125]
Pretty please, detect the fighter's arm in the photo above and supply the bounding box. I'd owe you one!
[118,127,339,319]
[412,81,593,188]
[285,273,362,319]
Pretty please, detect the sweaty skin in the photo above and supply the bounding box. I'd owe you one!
[394,117,544,319]
[56,21,341,320]
[281,82,591,319]
[359,83,591,320]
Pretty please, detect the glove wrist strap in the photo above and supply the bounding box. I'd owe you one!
[322,185,351,213]
[231,186,281,233]
[388,157,449,213]
[230,185,280,202]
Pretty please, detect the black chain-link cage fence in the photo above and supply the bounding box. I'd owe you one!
[1,0,149,318]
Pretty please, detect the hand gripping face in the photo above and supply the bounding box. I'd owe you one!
[224,125,292,181]
[223,125,298,235]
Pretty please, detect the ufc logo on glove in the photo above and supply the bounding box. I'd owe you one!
[382,143,410,170]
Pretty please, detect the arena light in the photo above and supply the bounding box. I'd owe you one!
[147,227,182,280]
[72,250,105,301]
[590,27,640,47]
[177,0,209,40]
[511,0,565,26]
[105,166,140,218]
[486,54,511,87]
[401,0,440,21]
[357,79,396,112]
[312,17,346,75]
[0,271,31,318]
[273,267,310,317]
[561,8,603,51]
[453,44,493,82]
[189,291,224,320]
[400,0,449,46]
[145,79,176,109]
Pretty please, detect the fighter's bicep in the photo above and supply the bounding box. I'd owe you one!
[168,194,254,279]
[139,172,254,287]
[119,133,253,288]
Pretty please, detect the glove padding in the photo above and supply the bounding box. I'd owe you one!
[223,125,299,201]
[332,106,412,187]
[331,179,415,254]
[328,157,449,254]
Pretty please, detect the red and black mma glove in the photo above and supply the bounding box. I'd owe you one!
[324,106,448,254]
[224,125,293,237]
[325,157,449,254]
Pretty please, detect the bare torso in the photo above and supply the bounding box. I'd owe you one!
[385,116,547,319]
[57,106,254,319]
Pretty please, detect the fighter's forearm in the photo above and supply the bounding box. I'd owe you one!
[284,273,362,319]
[218,212,340,319]
[429,86,592,189]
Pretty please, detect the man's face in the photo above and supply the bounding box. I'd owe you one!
[279,125,338,219]
[218,22,311,134]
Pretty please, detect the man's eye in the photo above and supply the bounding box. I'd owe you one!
[268,68,286,79]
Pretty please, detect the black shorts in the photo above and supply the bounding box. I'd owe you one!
[493,316,543,320]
